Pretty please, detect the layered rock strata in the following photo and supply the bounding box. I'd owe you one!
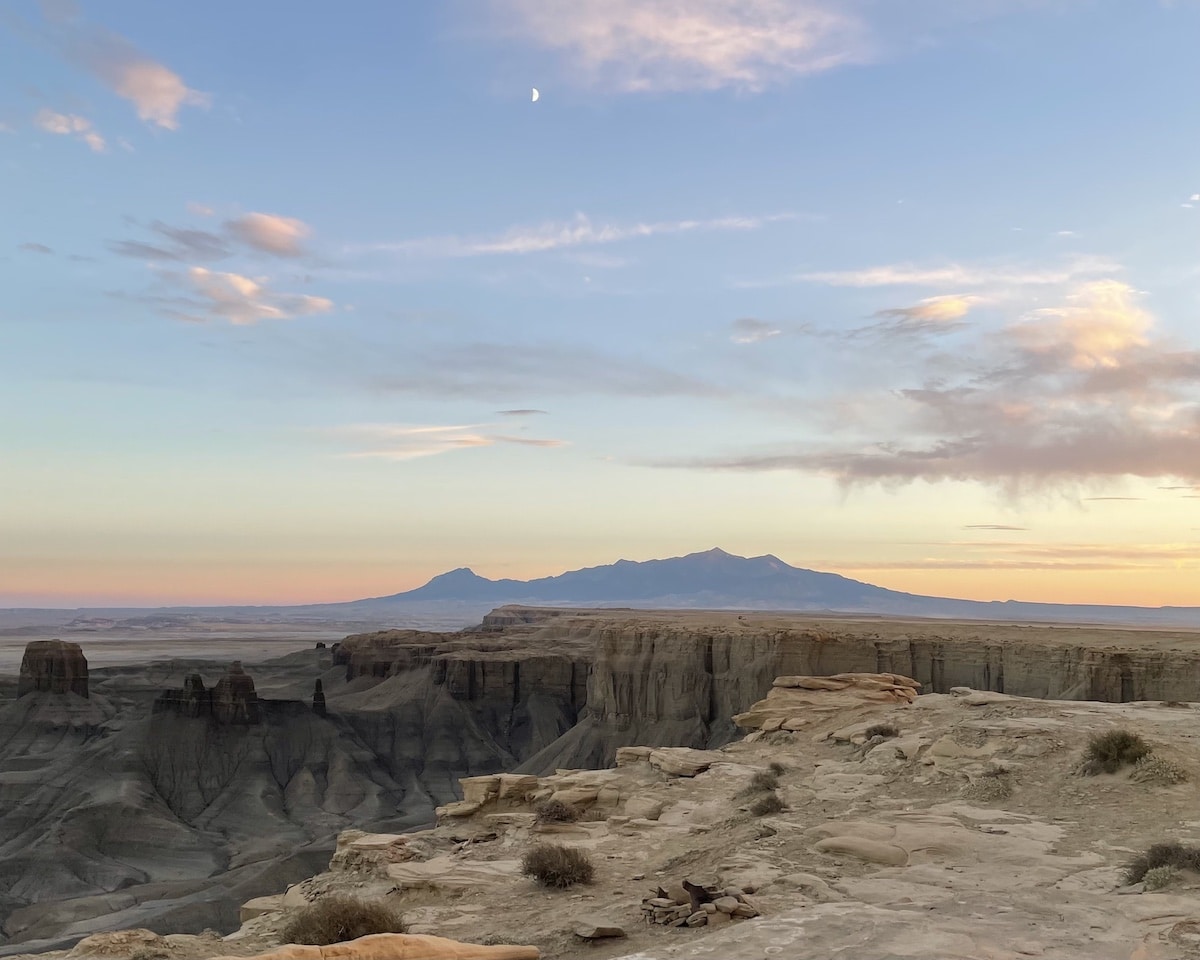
[16,640,89,698]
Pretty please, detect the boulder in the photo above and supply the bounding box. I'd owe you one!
[572,915,627,939]
[733,673,920,732]
[17,640,88,698]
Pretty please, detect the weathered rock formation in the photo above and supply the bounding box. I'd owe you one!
[312,679,327,718]
[733,673,921,733]
[16,640,88,698]
[153,662,262,724]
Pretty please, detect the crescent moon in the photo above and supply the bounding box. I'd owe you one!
[531,87,540,102]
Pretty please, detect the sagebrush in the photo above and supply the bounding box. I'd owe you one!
[1131,754,1189,785]
[749,792,786,816]
[1081,729,1150,775]
[521,843,595,888]
[864,723,899,740]
[281,896,406,946]
[1143,865,1178,891]
[737,770,780,797]
[1123,842,1200,885]
[534,799,581,824]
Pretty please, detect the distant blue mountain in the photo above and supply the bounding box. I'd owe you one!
[351,547,1200,627]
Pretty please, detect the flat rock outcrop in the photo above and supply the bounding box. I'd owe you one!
[17,640,88,698]
[733,672,920,733]
[209,933,539,959]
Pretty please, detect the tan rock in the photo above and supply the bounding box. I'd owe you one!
[647,747,719,777]
[209,933,539,960]
[240,895,284,922]
[813,836,910,866]
[572,915,627,939]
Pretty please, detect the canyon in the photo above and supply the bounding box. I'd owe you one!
[3,606,1200,954]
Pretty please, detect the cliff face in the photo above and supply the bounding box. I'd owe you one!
[152,663,262,724]
[17,640,89,698]
[490,607,1200,772]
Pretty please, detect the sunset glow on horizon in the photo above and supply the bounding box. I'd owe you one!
[3,1,1199,610]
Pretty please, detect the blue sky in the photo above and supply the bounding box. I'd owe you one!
[3,0,1200,606]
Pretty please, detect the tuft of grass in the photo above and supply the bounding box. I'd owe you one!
[521,843,595,889]
[1081,729,1151,775]
[749,792,786,816]
[281,895,406,946]
[534,799,581,824]
[1132,754,1189,785]
[1123,842,1200,885]
[767,761,787,777]
[864,723,899,740]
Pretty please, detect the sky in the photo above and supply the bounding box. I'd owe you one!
[2,0,1200,608]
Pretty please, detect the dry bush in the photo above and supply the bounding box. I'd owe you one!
[864,723,899,740]
[737,771,780,798]
[768,761,787,776]
[281,895,406,946]
[749,792,786,816]
[1081,729,1150,775]
[1143,865,1178,891]
[1123,842,1200,885]
[521,843,595,888]
[1132,754,1189,785]
[534,799,581,824]
[129,950,168,960]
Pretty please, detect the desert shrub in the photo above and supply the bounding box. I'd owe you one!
[281,895,406,946]
[534,799,581,824]
[1132,754,1189,785]
[1081,729,1150,775]
[749,792,786,816]
[1123,842,1200,885]
[129,949,168,960]
[736,770,780,798]
[1161,701,1190,709]
[1143,865,1178,891]
[521,843,595,888]
[963,772,1013,803]
[864,723,899,740]
[768,761,787,776]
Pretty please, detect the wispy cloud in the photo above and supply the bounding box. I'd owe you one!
[963,524,1027,531]
[333,423,567,461]
[110,212,314,261]
[730,317,782,344]
[794,256,1119,289]
[34,108,105,152]
[40,1,208,128]
[366,211,795,257]
[497,408,548,416]
[372,342,726,401]
[651,279,1200,491]
[836,541,1200,572]
[496,0,867,93]
[224,213,310,257]
[167,267,334,325]
[18,242,54,254]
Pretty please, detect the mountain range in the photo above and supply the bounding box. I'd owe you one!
[5,548,1200,629]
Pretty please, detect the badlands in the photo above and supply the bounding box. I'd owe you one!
[7,607,1200,958]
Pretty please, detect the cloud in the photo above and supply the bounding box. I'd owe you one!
[108,220,231,262]
[43,5,208,128]
[731,317,782,344]
[796,256,1118,289]
[962,524,1027,531]
[224,213,311,257]
[333,423,567,461]
[497,408,548,416]
[1081,496,1144,502]
[496,0,867,92]
[187,202,215,217]
[861,294,983,337]
[373,342,726,400]
[111,212,313,261]
[369,211,795,257]
[651,279,1200,490]
[170,267,334,325]
[34,108,105,151]
[18,242,54,254]
[835,541,1200,572]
